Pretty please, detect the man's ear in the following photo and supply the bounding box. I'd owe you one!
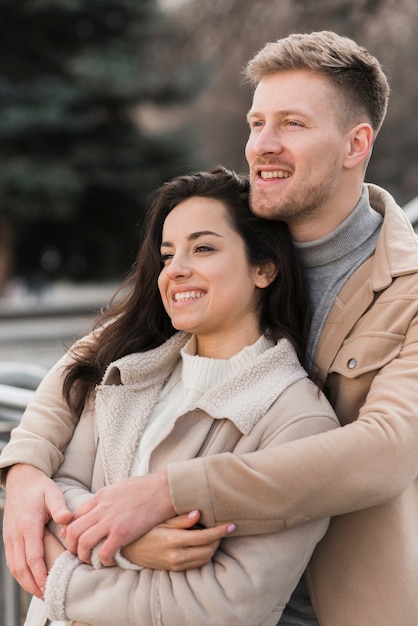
[254,261,278,288]
[344,123,374,169]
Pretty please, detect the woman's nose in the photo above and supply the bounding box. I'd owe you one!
[165,254,192,279]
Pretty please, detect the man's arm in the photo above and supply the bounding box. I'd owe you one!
[0,341,90,595]
[168,335,418,530]
[66,340,418,569]
[0,350,82,480]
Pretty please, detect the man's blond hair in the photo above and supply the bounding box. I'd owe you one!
[244,30,390,135]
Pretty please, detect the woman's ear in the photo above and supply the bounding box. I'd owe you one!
[254,262,278,288]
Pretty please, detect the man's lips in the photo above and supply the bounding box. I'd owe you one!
[258,169,292,179]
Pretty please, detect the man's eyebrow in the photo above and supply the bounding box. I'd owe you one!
[247,110,260,122]
[160,230,223,247]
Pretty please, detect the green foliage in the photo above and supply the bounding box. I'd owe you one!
[0,0,199,283]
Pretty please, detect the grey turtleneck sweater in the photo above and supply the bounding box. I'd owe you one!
[295,185,383,366]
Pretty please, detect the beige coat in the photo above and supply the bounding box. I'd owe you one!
[9,334,337,626]
[167,185,418,625]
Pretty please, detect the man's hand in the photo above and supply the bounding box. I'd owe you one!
[65,470,175,566]
[122,510,236,571]
[3,464,72,598]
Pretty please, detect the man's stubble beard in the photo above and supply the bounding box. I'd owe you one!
[249,182,332,223]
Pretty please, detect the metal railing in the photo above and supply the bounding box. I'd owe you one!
[0,367,46,626]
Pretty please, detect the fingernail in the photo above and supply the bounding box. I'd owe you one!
[187,510,199,519]
[227,524,236,533]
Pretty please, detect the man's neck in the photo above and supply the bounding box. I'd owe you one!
[290,181,365,243]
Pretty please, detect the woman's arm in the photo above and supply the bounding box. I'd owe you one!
[46,517,330,626]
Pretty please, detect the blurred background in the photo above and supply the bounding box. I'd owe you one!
[0,0,418,368]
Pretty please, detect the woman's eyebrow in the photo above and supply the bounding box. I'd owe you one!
[161,230,223,248]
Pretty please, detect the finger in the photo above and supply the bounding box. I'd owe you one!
[163,511,201,530]
[183,522,236,547]
[65,510,101,555]
[4,533,46,598]
[26,542,49,596]
[75,521,117,564]
[97,531,129,566]
[167,542,221,571]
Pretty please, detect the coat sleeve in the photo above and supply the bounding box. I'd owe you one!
[47,521,328,626]
[0,332,97,481]
[168,317,418,531]
[45,390,338,626]
[0,352,77,480]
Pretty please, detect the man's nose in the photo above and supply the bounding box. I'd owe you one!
[247,126,284,157]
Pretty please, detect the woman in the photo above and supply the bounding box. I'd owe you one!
[23,167,338,625]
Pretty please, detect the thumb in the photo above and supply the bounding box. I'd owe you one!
[44,484,72,525]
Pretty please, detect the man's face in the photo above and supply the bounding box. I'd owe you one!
[245,69,351,241]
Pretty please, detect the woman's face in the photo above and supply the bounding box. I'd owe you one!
[158,196,270,358]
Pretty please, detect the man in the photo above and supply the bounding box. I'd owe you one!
[2,31,418,625]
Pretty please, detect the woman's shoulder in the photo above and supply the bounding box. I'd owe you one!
[264,376,339,432]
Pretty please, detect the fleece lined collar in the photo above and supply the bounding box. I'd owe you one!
[95,333,306,484]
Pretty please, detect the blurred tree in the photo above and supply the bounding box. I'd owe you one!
[0,0,201,292]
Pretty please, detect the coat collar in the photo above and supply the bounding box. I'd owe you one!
[314,184,418,380]
[368,183,418,290]
[95,334,307,483]
[100,333,306,435]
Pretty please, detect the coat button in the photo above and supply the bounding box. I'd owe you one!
[347,358,357,369]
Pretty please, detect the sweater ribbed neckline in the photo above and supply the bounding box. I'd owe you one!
[180,334,274,392]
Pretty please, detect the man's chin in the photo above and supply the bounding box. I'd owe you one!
[250,201,281,220]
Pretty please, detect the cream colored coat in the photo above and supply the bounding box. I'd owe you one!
[5,334,338,626]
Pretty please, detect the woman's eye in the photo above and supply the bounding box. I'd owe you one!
[195,244,214,253]
[161,252,173,263]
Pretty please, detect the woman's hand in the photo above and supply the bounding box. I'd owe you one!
[121,510,236,571]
